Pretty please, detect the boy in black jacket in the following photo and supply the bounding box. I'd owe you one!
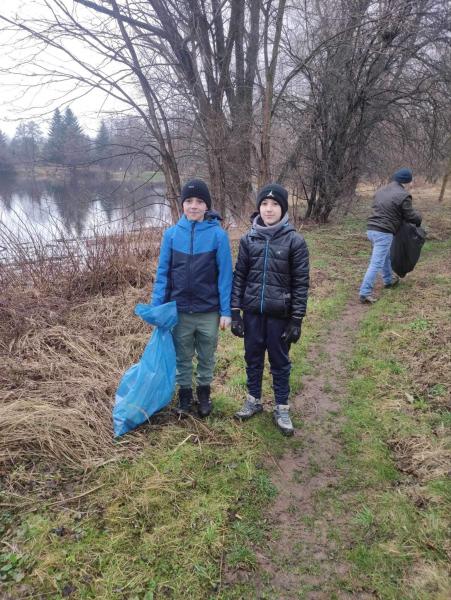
[231,183,309,435]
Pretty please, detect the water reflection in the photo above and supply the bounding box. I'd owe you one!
[0,174,170,242]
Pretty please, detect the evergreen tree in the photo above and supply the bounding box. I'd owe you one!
[44,108,65,163]
[62,108,86,166]
[0,129,15,174]
[63,108,83,137]
[95,120,111,164]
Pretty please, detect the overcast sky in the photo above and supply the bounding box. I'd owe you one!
[0,0,124,138]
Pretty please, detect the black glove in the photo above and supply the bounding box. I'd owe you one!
[281,317,302,344]
[231,309,244,338]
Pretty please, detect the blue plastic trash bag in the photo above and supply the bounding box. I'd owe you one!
[113,301,178,437]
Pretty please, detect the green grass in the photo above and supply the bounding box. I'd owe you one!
[336,240,451,599]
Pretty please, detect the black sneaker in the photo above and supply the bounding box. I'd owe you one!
[176,388,193,416]
[196,385,212,418]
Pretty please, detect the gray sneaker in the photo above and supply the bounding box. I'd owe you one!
[234,394,263,420]
[384,274,400,289]
[359,294,377,304]
[273,404,294,436]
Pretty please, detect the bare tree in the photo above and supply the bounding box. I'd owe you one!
[1,1,183,221]
[10,121,43,174]
[0,129,15,175]
[276,0,451,221]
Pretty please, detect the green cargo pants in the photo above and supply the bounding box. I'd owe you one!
[172,312,219,388]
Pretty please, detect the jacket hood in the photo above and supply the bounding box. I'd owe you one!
[250,212,294,239]
[205,209,223,221]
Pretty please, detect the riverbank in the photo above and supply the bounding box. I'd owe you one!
[0,184,450,599]
[5,165,165,183]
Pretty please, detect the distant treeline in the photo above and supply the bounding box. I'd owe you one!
[0,109,158,174]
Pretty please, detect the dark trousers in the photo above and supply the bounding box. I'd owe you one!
[243,311,291,404]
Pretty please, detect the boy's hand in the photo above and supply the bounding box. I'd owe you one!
[220,316,232,330]
[281,317,302,344]
[231,309,244,338]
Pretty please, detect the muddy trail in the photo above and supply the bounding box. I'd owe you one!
[230,300,373,598]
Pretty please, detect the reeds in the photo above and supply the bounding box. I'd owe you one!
[0,213,161,299]
[0,220,162,495]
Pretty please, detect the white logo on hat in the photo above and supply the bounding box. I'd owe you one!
[267,190,275,197]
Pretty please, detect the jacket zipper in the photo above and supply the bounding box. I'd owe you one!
[188,221,195,312]
[260,240,269,313]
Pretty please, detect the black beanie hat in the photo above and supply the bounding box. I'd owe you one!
[181,179,212,209]
[256,183,289,216]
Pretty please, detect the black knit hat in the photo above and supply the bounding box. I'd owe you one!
[256,183,289,216]
[181,179,212,209]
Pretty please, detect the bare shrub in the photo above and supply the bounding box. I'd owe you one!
[0,217,161,296]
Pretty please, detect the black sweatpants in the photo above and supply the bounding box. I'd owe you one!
[243,311,291,404]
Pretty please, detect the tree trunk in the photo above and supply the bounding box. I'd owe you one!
[227,121,253,217]
[259,83,273,187]
[304,176,318,220]
[438,156,451,203]
[204,111,227,217]
[258,0,286,188]
[205,106,253,219]
[161,154,181,224]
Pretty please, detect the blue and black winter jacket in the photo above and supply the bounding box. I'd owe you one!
[152,213,232,316]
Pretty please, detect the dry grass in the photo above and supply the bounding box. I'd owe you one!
[413,182,451,240]
[0,223,164,498]
[387,434,450,482]
[399,252,450,405]
[0,223,161,350]
[406,562,451,600]
[0,290,70,349]
[0,293,151,497]
[382,248,450,485]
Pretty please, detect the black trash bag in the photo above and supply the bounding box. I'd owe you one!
[391,222,426,278]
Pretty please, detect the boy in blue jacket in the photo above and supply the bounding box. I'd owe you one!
[152,179,233,417]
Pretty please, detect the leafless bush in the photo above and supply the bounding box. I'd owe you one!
[0,218,161,296]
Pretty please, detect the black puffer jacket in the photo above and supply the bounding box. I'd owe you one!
[367,181,422,234]
[231,218,309,318]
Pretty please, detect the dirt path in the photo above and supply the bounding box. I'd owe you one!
[250,300,373,598]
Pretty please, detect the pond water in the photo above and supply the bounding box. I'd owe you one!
[0,174,171,245]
